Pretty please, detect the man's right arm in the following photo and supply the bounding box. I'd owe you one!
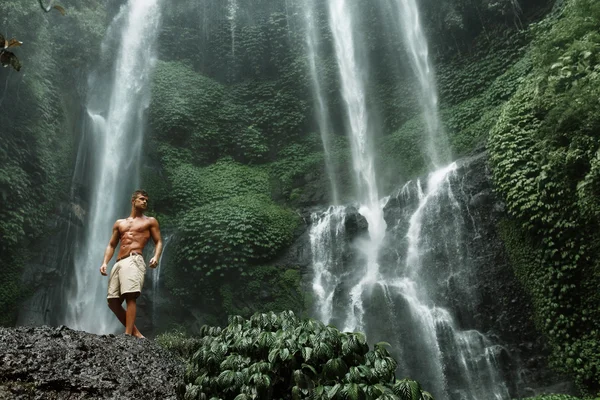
[100,221,120,276]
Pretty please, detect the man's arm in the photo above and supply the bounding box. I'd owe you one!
[100,221,120,276]
[148,217,162,269]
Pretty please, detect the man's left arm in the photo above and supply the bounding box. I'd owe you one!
[149,218,162,268]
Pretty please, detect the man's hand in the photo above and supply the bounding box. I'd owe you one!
[100,263,108,276]
[149,257,158,269]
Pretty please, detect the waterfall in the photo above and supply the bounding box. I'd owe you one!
[226,0,239,57]
[151,234,172,326]
[63,0,162,334]
[387,0,449,167]
[304,0,510,397]
[328,0,388,332]
[382,166,509,399]
[309,206,346,324]
[302,0,340,205]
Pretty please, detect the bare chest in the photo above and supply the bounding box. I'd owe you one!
[118,219,151,239]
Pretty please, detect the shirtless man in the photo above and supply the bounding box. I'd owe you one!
[99,189,162,338]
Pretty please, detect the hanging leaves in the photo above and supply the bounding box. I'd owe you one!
[0,34,23,71]
[0,50,21,71]
[38,0,66,15]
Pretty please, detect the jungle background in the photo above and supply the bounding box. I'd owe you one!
[1,0,599,397]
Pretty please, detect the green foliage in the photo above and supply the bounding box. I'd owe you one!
[378,118,429,186]
[267,133,333,201]
[149,58,309,166]
[229,75,309,151]
[175,195,298,278]
[219,267,306,319]
[0,250,24,326]
[489,0,600,392]
[0,0,101,325]
[179,311,432,400]
[156,329,204,360]
[149,61,228,164]
[170,159,270,212]
[437,29,530,107]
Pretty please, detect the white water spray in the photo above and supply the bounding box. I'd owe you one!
[388,0,448,167]
[151,234,172,324]
[328,0,388,332]
[64,0,162,333]
[227,0,239,57]
[310,206,346,324]
[302,0,340,204]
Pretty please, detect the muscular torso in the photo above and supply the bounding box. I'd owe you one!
[115,216,153,259]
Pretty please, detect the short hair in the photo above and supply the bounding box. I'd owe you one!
[131,189,149,201]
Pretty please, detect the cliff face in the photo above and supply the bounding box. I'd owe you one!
[0,326,183,399]
[271,152,576,397]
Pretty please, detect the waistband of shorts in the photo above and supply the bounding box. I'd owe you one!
[116,252,142,262]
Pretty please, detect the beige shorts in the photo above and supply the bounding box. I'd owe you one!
[107,253,146,300]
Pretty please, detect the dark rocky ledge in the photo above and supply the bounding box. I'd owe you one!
[0,326,183,400]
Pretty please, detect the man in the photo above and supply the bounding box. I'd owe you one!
[99,189,162,338]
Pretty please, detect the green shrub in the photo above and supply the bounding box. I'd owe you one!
[180,311,432,400]
[170,159,270,212]
[267,134,333,200]
[219,267,306,319]
[175,195,298,278]
[149,61,228,163]
[155,329,203,360]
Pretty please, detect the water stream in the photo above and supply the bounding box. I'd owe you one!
[62,0,162,334]
[302,0,340,205]
[151,234,172,325]
[387,0,449,167]
[328,0,388,333]
[306,0,510,398]
[226,0,239,57]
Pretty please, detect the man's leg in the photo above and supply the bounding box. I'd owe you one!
[107,297,143,338]
[124,293,138,336]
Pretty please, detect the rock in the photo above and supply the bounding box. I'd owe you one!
[0,326,183,399]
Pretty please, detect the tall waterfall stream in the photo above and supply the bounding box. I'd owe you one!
[62,0,162,334]
[22,0,523,397]
[304,0,511,399]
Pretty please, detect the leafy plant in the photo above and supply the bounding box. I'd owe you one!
[171,310,432,400]
[0,34,23,71]
[170,159,271,213]
[489,0,600,393]
[174,194,298,279]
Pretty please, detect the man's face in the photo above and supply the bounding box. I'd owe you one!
[133,195,148,210]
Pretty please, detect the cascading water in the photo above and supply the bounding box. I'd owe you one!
[383,165,509,399]
[62,0,162,334]
[227,0,239,57]
[305,0,511,398]
[302,0,340,205]
[386,0,449,167]
[309,206,346,324]
[328,0,388,332]
[151,234,172,325]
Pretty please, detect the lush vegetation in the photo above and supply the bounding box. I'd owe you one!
[2,0,599,396]
[144,0,600,393]
[159,311,433,400]
[489,0,600,393]
[0,0,107,325]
